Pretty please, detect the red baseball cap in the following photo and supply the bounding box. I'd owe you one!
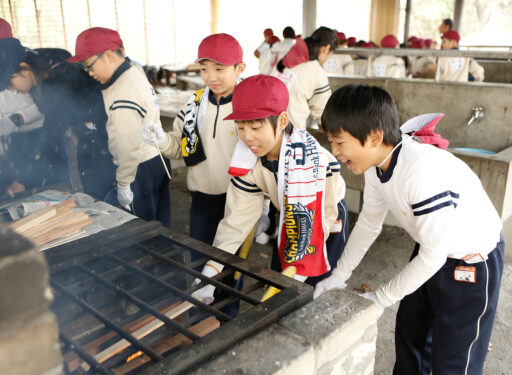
[224,75,289,121]
[411,38,425,49]
[196,33,243,66]
[347,37,357,47]
[361,42,374,48]
[0,18,13,39]
[443,30,460,42]
[336,32,346,43]
[264,28,274,38]
[68,27,123,63]
[380,34,399,48]
[407,36,418,43]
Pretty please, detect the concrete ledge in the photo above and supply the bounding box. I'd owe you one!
[0,311,63,375]
[191,289,378,375]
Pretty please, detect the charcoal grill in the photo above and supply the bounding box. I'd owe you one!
[44,219,312,375]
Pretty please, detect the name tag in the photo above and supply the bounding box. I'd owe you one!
[461,253,485,264]
[375,64,386,77]
[450,58,464,71]
[454,266,476,283]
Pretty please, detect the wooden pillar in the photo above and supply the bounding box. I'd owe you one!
[453,0,464,31]
[302,0,316,38]
[370,0,400,44]
[210,0,220,35]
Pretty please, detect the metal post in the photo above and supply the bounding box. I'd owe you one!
[302,0,316,38]
[403,0,412,43]
[453,0,464,31]
[59,0,68,51]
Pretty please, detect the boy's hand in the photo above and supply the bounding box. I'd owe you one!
[0,115,17,136]
[361,291,385,318]
[117,183,133,210]
[313,273,347,299]
[191,265,218,305]
[141,120,166,147]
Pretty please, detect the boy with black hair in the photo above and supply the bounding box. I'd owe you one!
[439,18,453,36]
[323,32,355,76]
[316,83,504,375]
[68,27,170,226]
[192,74,349,303]
[142,33,246,245]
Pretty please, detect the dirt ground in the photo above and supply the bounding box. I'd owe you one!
[169,164,512,375]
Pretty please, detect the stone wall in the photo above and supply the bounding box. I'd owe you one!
[0,226,62,375]
[191,289,378,375]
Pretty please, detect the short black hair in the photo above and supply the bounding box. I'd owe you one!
[283,26,296,39]
[236,115,293,135]
[443,18,453,29]
[321,84,401,146]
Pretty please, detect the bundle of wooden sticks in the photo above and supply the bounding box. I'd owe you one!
[8,199,93,248]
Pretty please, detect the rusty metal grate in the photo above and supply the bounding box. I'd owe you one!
[44,220,312,375]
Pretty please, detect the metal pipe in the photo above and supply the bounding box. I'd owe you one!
[59,0,68,51]
[403,0,412,42]
[453,0,464,31]
[333,47,512,59]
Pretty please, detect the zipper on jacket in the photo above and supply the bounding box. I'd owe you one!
[213,102,220,138]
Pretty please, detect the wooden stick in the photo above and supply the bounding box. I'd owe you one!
[31,217,93,246]
[22,210,78,238]
[9,205,57,233]
[89,301,194,366]
[38,230,86,252]
[151,131,172,180]
[112,317,220,374]
[64,301,183,372]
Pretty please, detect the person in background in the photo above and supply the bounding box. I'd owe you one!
[316,83,503,375]
[68,27,169,225]
[258,34,280,74]
[273,26,336,130]
[0,37,115,200]
[370,34,405,78]
[439,18,453,38]
[254,28,274,59]
[261,26,296,76]
[0,18,45,197]
[353,41,373,77]
[323,32,355,76]
[434,30,484,82]
[142,33,246,242]
[409,38,436,79]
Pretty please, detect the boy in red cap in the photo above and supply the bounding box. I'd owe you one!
[192,74,349,304]
[316,84,503,374]
[142,33,246,247]
[323,31,355,77]
[435,30,484,82]
[68,27,170,227]
[254,28,274,59]
[370,34,405,78]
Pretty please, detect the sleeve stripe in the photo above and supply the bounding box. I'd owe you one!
[110,105,145,118]
[177,113,184,122]
[413,200,457,216]
[110,100,147,114]
[313,84,330,93]
[411,190,460,210]
[234,176,258,188]
[307,87,331,102]
[326,172,333,177]
[231,179,261,193]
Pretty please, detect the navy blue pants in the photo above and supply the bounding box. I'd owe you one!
[393,236,504,375]
[271,199,350,287]
[189,191,226,245]
[108,155,171,228]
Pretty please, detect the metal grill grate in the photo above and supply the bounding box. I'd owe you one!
[44,220,312,374]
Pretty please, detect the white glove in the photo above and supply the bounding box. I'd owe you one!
[255,205,270,237]
[141,119,166,147]
[361,291,385,318]
[191,265,219,305]
[313,273,347,299]
[0,115,17,136]
[117,183,133,210]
